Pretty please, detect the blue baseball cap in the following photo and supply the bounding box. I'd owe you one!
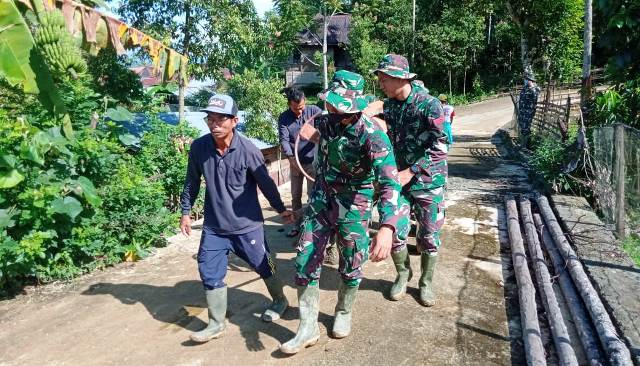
[201,94,238,116]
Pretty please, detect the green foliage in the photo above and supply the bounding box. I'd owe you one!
[417,7,485,85]
[0,0,68,118]
[592,81,640,127]
[597,0,640,83]
[529,128,581,193]
[225,70,287,145]
[136,117,199,211]
[348,11,387,94]
[0,79,199,297]
[185,88,214,107]
[589,0,640,129]
[622,234,640,267]
[86,48,143,104]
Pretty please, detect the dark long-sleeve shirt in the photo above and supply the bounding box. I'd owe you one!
[180,132,286,235]
[278,105,322,164]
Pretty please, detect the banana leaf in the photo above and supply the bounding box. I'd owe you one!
[0,0,69,120]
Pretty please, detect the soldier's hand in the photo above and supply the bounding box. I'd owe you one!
[280,210,295,225]
[180,214,192,237]
[370,225,393,262]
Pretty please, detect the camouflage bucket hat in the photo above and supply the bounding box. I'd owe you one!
[319,70,369,114]
[373,54,417,80]
[524,71,537,82]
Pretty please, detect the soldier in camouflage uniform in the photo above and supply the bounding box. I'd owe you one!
[374,54,448,307]
[280,70,409,355]
[517,71,540,147]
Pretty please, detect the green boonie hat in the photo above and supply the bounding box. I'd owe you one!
[318,70,369,114]
[372,54,417,80]
[438,94,447,102]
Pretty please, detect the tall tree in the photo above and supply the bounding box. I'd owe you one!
[505,0,583,81]
[118,0,210,120]
[581,0,592,110]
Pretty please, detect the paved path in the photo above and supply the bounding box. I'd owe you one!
[0,96,532,366]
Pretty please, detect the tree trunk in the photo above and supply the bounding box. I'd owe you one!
[448,68,452,96]
[463,67,467,96]
[487,12,492,45]
[179,2,192,122]
[505,0,530,72]
[520,32,531,72]
[581,0,593,111]
[411,0,416,64]
[323,8,329,90]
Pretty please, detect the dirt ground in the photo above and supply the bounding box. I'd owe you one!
[0,96,532,366]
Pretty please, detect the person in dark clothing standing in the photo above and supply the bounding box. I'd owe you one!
[180,94,295,343]
[517,71,540,147]
[278,88,322,237]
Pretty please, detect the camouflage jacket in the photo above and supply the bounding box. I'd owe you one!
[314,113,403,229]
[384,82,448,191]
[518,85,540,123]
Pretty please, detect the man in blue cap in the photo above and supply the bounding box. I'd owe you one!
[180,94,295,343]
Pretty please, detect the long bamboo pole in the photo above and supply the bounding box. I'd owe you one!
[505,196,547,366]
[520,199,578,366]
[536,196,633,365]
[533,213,606,366]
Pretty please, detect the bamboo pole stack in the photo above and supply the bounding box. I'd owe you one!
[504,195,633,366]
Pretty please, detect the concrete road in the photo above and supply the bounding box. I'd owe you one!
[0,96,532,366]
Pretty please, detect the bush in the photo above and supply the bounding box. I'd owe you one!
[0,90,196,296]
[87,48,144,104]
[591,80,640,128]
[622,234,640,267]
[528,124,582,193]
[136,116,199,211]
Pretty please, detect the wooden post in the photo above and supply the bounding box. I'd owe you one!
[614,124,626,237]
[505,197,547,366]
[520,199,579,366]
[534,214,606,366]
[536,196,633,365]
[560,96,571,140]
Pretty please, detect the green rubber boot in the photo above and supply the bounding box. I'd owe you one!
[261,275,289,322]
[389,248,412,301]
[333,282,359,338]
[418,253,438,307]
[279,285,320,354]
[190,287,226,343]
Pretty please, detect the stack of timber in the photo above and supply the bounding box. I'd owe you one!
[504,195,633,366]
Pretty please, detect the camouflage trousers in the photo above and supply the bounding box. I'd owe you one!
[295,184,410,287]
[401,186,446,254]
[518,112,534,136]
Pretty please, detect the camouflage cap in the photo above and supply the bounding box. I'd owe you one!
[373,54,417,80]
[318,70,369,114]
[438,94,448,102]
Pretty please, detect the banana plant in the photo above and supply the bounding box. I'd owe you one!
[0,0,73,137]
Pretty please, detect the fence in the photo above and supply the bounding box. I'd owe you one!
[592,124,640,236]
[509,86,579,142]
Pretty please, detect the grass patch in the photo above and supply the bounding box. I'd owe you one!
[622,234,640,267]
